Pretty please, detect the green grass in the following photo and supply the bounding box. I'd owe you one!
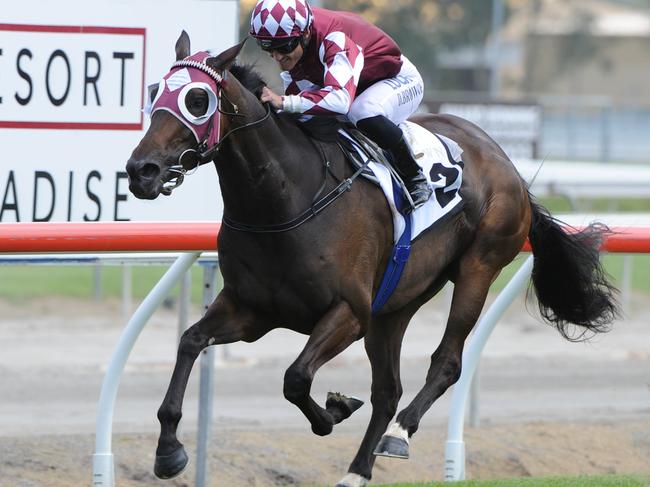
[492,253,650,294]
[377,474,650,487]
[538,196,650,214]
[0,264,209,303]
[0,253,649,303]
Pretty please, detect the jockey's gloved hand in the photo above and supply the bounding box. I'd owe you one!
[261,87,283,110]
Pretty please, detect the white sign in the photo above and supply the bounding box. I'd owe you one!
[0,0,238,222]
[0,25,145,128]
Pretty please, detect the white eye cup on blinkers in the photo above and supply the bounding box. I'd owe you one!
[177,82,218,125]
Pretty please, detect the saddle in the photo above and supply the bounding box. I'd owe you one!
[337,128,393,185]
[289,113,465,314]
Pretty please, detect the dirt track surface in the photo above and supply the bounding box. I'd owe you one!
[1,287,649,486]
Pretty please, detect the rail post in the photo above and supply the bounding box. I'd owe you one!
[195,261,220,487]
[444,256,534,481]
[92,252,200,487]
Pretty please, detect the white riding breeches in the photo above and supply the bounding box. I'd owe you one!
[347,55,424,126]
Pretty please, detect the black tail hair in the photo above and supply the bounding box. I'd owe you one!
[527,197,619,341]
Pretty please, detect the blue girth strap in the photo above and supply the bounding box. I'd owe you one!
[371,178,413,314]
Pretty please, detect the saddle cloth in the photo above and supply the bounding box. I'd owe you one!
[339,121,465,243]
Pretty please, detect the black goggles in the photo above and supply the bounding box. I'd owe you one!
[257,36,301,55]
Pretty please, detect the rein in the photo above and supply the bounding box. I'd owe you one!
[222,153,369,233]
[164,103,272,193]
[158,59,367,233]
[198,102,272,164]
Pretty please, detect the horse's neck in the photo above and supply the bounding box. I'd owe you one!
[215,85,324,223]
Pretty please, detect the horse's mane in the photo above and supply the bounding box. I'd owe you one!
[230,63,267,99]
[229,63,345,142]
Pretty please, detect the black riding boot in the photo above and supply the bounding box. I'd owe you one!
[388,136,433,210]
[356,115,432,211]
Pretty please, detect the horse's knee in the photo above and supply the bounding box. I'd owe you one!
[283,366,311,404]
[178,326,208,358]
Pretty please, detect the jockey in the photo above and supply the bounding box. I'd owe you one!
[249,0,432,210]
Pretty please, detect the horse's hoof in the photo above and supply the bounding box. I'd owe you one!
[311,421,334,437]
[334,472,369,487]
[154,447,189,479]
[373,434,409,459]
[326,392,364,423]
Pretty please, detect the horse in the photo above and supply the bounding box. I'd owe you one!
[125,32,618,487]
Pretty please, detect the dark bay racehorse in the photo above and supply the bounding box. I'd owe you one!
[126,32,618,486]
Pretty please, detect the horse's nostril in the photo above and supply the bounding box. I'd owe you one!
[141,163,161,180]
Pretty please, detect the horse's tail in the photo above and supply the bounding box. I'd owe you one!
[527,196,619,341]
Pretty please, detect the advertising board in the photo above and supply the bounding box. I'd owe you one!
[0,0,238,222]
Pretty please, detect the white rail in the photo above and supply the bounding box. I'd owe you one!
[444,256,534,481]
[92,253,200,486]
[443,214,650,481]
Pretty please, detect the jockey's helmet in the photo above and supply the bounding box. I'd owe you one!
[250,0,313,51]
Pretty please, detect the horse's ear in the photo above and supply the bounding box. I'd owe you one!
[175,30,191,61]
[206,38,248,71]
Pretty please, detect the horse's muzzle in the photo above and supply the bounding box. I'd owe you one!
[126,158,163,200]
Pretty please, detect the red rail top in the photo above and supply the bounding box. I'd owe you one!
[521,227,650,254]
[0,222,221,253]
[0,222,650,254]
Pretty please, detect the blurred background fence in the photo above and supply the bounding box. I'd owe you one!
[539,97,650,163]
[422,94,650,163]
[240,0,650,165]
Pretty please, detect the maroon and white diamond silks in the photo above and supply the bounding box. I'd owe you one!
[250,0,313,39]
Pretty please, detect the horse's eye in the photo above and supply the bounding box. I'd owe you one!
[185,89,209,117]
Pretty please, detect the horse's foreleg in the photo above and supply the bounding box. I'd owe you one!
[284,300,364,437]
[375,264,496,459]
[154,291,266,479]
[335,310,411,487]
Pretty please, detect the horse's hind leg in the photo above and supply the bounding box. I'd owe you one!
[154,290,267,479]
[335,308,411,487]
[283,300,365,437]
[374,254,508,459]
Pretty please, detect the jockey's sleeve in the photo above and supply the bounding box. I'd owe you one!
[282,32,364,116]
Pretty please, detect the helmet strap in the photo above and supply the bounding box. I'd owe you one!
[299,29,310,52]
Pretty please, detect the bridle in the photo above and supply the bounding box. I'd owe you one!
[154,57,273,194]
[164,102,272,194]
[152,56,368,233]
